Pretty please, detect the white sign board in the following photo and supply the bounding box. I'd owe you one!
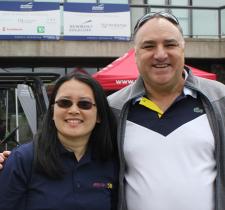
[64,3,131,41]
[0,1,60,40]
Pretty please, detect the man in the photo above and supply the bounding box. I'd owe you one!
[108,12,225,210]
[1,12,225,210]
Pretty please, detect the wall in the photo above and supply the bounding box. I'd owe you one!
[0,38,224,59]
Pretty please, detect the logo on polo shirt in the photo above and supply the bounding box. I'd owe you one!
[92,182,113,189]
[193,107,204,113]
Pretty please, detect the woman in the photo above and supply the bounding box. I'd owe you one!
[0,73,118,210]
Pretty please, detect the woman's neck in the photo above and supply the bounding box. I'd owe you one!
[58,135,89,161]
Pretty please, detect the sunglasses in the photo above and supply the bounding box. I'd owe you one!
[55,98,96,110]
[134,11,180,35]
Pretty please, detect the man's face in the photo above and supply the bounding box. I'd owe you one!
[134,17,185,91]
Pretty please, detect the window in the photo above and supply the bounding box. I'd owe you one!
[192,0,224,38]
[222,9,225,37]
[192,0,225,7]
[170,0,189,37]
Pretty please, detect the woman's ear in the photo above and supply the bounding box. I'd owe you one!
[96,115,101,123]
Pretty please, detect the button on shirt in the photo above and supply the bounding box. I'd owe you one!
[0,142,118,210]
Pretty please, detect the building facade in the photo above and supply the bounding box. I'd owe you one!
[0,0,225,145]
[0,0,224,79]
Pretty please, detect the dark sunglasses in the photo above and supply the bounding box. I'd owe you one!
[134,11,180,35]
[55,98,96,110]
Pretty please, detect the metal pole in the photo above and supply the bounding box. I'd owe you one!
[15,88,19,143]
[218,8,221,39]
[4,91,9,150]
[5,90,8,136]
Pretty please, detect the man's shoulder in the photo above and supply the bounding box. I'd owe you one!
[191,76,225,101]
[108,84,134,109]
[108,77,145,107]
[108,86,130,101]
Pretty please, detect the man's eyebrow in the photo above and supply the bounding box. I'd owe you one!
[141,40,156,45]
[164,39,179,43]
[138,39,180,46]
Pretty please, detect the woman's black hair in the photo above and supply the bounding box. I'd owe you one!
[34,72,117,179]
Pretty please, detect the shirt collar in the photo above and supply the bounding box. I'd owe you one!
[58,141,92,164]
[133,69,197,104]
[183,68,197,98]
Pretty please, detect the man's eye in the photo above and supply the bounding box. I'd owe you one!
[166,43,178,47]
[143,45,155,49]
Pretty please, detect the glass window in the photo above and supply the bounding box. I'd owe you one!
[192,10,218,38]
[146,0,166,12]
[130,0,146,35]
[130,7,145,35]
[192,0,225,7]
[170,9,189,37]
[222,9,225,37]
[147,0,165,5]
[192,0,224,38]
[170,0,189,37]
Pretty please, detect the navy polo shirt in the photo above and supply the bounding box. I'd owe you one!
[0,142,118,210]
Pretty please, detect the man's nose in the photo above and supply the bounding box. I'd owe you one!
[153,46,168,60]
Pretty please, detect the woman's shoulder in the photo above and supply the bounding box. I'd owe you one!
[1,141,35,182]
[8,141,34,164]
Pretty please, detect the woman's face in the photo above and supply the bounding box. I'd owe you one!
[53,79,98,143]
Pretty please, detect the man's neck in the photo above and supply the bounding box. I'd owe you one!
[145,81,185,112]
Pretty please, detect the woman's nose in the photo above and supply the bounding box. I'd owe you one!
[68,103,80,114]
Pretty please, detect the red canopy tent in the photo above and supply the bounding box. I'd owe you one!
[93,48,217,90]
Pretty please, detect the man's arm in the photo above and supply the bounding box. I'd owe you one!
[0,151,11,169]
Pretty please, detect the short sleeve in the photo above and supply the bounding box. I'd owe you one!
[0,143,34,210]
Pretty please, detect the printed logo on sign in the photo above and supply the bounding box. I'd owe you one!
[37,26,45,33]
[82,20,92,24]
[20,2,33,10]
[115,80,135,85]
[92,4,104,11]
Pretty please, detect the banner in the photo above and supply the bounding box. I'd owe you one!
[64,3,131,41]
[0,1,60,40]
